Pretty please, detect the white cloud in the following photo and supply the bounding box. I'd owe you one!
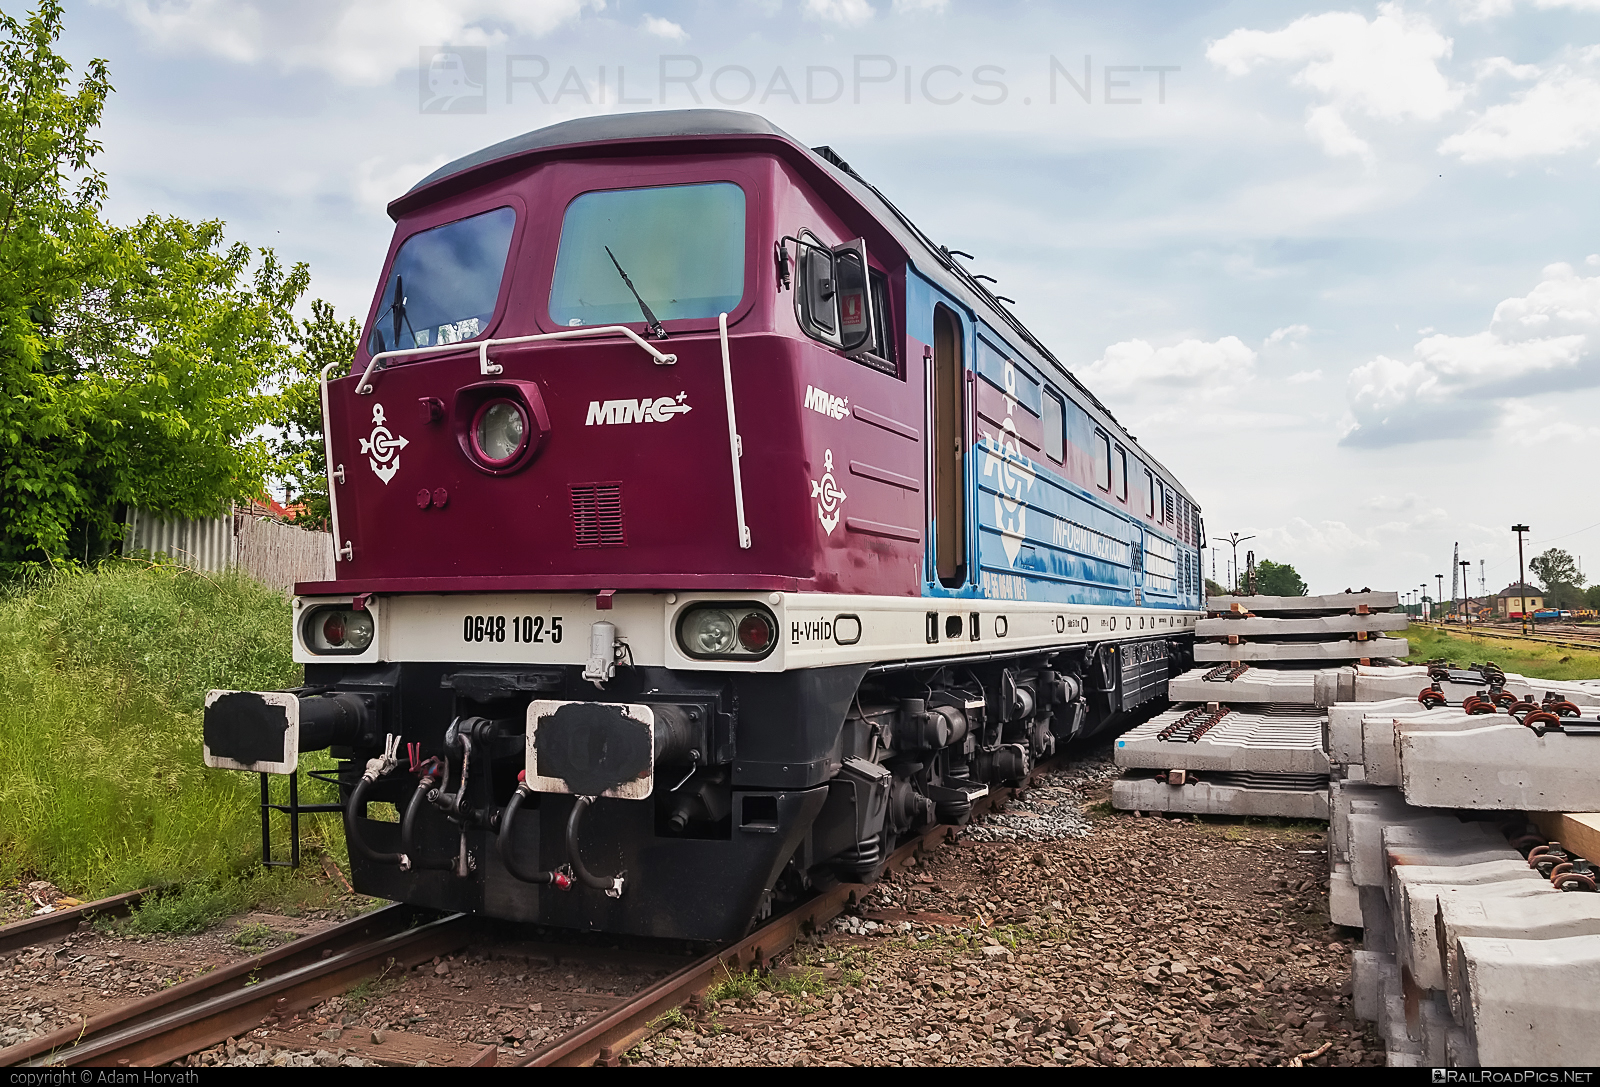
[640,14,687,41]
[95,0,601,84]
[354,154,450,208]
[1364,493,1418,511]
[1287,369,1323,383]
[1343,262,1600,444]
[803,0,875,25]
[891,0,948,12]
[1081,336,1257,395]
[1305,104,1374,161]
[1440,70,1600,161]
[1495,400,1600,444]
[1266,324,1311,345]
[1208,4,1462,159]
[1459,0,1600,19]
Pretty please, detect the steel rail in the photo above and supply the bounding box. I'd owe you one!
[16,908,469,1069]
[1427,625,1600,655]
[521,767,1043,1067]
[1,903,423,1067]
[0,888,152,956]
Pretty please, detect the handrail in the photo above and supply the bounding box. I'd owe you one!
[318,359,353,562]
[718,312,751,550]
[353,325,677,395]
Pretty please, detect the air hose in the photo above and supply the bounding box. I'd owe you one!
[496,774,573,889]
[567,795,625,898]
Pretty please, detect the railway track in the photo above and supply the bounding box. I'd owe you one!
[0,888,151,956]
[0,770,1040,1069]
[1424,623,1600,655]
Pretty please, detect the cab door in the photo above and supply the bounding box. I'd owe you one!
[929,303,968,589]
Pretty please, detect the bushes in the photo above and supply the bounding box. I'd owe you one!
[0,559,343,899]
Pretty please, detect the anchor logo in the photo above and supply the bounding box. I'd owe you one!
[358,403,409,485]
[810,449,847,536]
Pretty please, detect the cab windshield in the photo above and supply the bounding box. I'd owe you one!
[369,206,516,355]
[549,182,745,328]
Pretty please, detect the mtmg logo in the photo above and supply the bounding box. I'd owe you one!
[420,47,486,114]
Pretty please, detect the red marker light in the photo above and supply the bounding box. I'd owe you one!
[737,612,774,653]
[323,612,347,646]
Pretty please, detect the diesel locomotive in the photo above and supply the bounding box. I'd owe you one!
[202,110,1207,942]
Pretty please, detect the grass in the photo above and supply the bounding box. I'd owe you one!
[0,559,349,926]
[1403,623,1600,681]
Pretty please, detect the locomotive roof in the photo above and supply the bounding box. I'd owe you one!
[396,109,1196,508]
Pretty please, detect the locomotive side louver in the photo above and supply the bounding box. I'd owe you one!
[571,483,626,548]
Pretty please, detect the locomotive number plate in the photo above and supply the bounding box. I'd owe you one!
[461,614,564,644]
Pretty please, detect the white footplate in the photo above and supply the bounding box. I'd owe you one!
[525,699,656,800]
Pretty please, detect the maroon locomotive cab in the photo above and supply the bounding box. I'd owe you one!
[200,110,1199,944]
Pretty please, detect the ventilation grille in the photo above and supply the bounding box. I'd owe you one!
[570,483,626,548]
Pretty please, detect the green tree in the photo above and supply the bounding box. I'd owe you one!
[1585,584,1600,613]
[1254,559,1308,596]
[1530,548,1585,610]
[1205,577,1229,598]
[270,299,358,528]
[0,2,309,569]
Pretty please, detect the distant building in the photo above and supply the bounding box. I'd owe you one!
[1496,582,1543,616]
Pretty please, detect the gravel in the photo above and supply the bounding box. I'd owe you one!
[962,751,1120,843]
[633,745,1379,1068]
[3,744,1380,1069]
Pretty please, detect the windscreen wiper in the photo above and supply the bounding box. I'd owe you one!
[605,246,667,339]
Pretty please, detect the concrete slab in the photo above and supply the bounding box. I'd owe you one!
[1353,664,1600,708]
[1197,613,1410,638]
[1349,803,1459,887]
[1196,617,1408,643]
[1441,892,1600,1018]
[1110,774,1329,819]
[1352,949,1392,1021]
[1113,705,1328,774]
[1167,665,1344,706]
[1210,592,1400,615]
[1459,934,1600,1066]
[1330,862,1362,927]
[1388,862,1548,990]
[1398,721,1600,811]
[1417,992,1458,1066]
[1362,707,1477,787]
[1328,697,1420,768]
[1381,822,1520,881]
[1195,637,1408,662]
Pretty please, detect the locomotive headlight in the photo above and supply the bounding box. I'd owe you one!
[681,609,735,655]
[304,606,376,654]
[472,399,527,465]
[676,604,779,660]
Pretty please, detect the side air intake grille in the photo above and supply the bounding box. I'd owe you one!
[571,483,626,548]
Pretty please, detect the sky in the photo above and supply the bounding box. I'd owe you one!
[42,0,1600,599]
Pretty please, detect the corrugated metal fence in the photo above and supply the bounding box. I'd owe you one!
[122,508,335,593]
